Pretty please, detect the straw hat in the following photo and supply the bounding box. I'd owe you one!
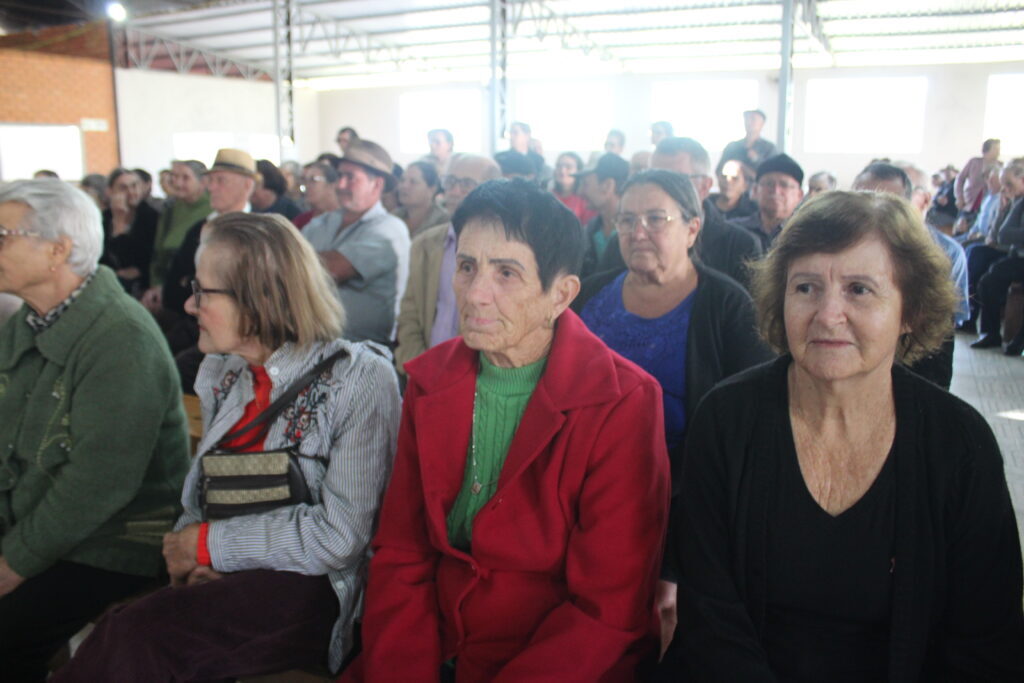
[338,139,397,191]
[206,149,257,177]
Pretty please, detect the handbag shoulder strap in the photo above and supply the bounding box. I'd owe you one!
[214,346,349,451]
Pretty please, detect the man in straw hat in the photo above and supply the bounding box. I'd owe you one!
[303,139,410,345]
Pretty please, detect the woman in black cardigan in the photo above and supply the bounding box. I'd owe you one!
[661,191,1024,681]
[572,169,773,656]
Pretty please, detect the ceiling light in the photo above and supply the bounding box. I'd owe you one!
[106,3,127,22]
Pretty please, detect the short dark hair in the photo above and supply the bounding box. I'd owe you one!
[316,152,341,167]
[428,128,453,145]
[509,121,531,135]
[653,137,711,176]
[607,129,625,146]
[132,168,152,184]
[751,191,957,364]
[303,160,339,184]
[621,169,703,223]
[495,151,535,178]
[256,159,287,196]
[983,138,1000,153]
[451,178,583,291]
[337,126,358,138]
[651,121,674,137]
[857,162,912,200]
[407,160,441,190]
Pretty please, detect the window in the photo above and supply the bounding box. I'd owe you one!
[512,81,614,154]
[0,124,84,181]
[651,78,760,164]
[984,74,1024,156]
[398,89,484,156]
[803,77,928,154]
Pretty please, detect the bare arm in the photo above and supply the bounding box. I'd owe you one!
[319,250,359,284]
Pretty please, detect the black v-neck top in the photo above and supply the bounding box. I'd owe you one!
[764,423,895,681]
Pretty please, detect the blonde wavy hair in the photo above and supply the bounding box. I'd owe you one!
[200,212,344,350]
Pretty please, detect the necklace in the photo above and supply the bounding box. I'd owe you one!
[469,388,499,495]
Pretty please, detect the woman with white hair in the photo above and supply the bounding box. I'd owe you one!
[0,179,190,681]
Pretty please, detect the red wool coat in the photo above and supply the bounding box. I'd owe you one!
[344,310,671,682]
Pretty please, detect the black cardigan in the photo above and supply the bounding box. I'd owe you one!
[662,355,1024,681]
[572,261,775,493]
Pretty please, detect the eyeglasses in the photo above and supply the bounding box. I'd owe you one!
[0,226,39,248]
[614,212,678,235]
[443,175,478,193]
[190,279,234,307]
[299,175,326,193]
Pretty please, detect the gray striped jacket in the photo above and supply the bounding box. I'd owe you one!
[174,338,401,671]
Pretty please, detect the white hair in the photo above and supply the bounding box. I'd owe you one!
[0,179,103,276]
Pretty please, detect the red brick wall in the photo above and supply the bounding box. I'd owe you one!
[0,23,119,175]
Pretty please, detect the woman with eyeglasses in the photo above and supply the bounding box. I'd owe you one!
[55,212,401,681]
[392,160,448,236]
[573,169,774,655]
[0,179,190,681]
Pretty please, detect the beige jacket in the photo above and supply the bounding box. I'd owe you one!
[395,222,449,373]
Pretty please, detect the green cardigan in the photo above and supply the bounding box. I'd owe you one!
[0,266,190,579]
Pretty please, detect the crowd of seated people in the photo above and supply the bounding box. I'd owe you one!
[1,113,1022,682]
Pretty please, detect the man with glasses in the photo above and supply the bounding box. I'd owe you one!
[650,137,762,289]
[734,153,805,252]
[395,154,500,372]
[292,161,340,230]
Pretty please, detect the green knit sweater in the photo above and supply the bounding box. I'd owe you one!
[0,266,190,579]
[447,353,545,549]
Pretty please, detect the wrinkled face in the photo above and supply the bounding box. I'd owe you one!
[784,236,906,385]
[443,158,489,214]
[454,220,555,362]
[0,201,55,298]
[755,172,803,222]
[205,171,252,213]
[554,155,578,188]
[398,164,435,208]
[184,244,246,357]
[428,131,452,159]
[171,163,203,200]
[617,183,699,279]
[111,172,141,208]
[336,162,383,215]
[717,160,748,200]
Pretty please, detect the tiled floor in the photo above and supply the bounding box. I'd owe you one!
[949,330,1024,552]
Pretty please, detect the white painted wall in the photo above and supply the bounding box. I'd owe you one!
[299,60,1024,190]
[115,68,277,181]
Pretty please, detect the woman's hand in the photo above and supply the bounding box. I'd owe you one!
[163,524,201,587]
[0,557,25,598]
[657,579,678,660]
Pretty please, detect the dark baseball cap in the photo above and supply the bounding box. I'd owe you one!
[756,153,804,186]
[574,153,630,189]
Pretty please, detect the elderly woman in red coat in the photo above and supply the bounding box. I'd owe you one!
[344,178,671,682]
